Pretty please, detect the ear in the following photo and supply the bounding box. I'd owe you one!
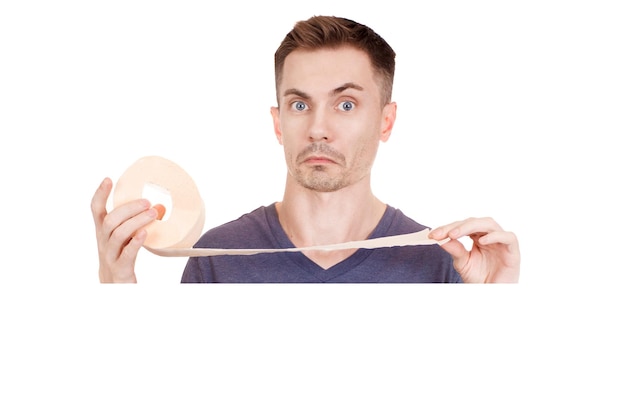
[270,106,283,145]
[380,102,397,143]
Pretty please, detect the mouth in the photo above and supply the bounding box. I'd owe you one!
[296,143,346,166]
[303,155,336,164]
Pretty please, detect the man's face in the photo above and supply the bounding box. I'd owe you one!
[271,46,396,193]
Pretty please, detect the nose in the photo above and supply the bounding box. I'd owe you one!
[308,107,331,142]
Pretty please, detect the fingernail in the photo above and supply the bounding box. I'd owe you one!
[153,204,166,220]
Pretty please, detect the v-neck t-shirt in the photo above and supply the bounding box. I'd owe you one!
[181,204,462,283]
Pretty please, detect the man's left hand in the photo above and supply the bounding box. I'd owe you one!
[430,217,520,283]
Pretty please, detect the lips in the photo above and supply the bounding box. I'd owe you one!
[303,155,336,164]
[296,143,345,166]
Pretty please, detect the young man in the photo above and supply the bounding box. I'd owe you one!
[91,16,520,283]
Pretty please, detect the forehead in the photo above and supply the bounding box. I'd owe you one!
[280,46,379,96]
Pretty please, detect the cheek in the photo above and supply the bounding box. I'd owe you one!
[354,139,379,166]
[278,124,299,163]
[280,113,305,132]
[279,121,297,148]
[346,126,382,168]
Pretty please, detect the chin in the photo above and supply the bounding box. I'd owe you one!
[301,177,349,193]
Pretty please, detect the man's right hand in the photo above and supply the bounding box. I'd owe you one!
[91,178,159,283]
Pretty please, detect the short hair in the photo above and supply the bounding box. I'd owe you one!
[274,16,396,107]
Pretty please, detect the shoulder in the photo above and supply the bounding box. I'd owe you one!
[193,204,277,249]
[383,206,431,235]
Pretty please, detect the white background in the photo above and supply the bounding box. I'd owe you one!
[1,1,624,416]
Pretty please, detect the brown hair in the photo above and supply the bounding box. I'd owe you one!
[274,16,396,107]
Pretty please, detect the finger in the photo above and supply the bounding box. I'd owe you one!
[450,217,503,239]
[99,229,146,283]
[105,207,158,262]
[438,238,469,262]
[477,230,516,245]
[429,220,464,240]
[431,217,502,240]
[152,204,166,221]
[91,178,113,228]
[100,199,152,240]
[119,228,147,266]
[477,230,520,256]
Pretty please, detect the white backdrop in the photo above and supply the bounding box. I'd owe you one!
[1,1,624,415]
[2,1,624,284]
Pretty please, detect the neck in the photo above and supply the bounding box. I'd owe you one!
[276,175,386,268]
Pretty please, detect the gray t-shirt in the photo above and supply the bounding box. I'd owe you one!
[181,204,462,283]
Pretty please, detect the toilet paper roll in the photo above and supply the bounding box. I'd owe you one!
[113,155,205,250]
[113,156,448,257]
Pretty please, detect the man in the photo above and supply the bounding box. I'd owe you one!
[91,16,520,283]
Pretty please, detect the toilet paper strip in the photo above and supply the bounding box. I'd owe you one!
[146,228,449,257]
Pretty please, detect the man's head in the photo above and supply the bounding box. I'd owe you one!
[271,16,398,194]
[274,16,396,108]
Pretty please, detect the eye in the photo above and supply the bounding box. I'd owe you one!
[338,101,355,112]
[291,101,308,111]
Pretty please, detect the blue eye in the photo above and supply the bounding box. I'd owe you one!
[339,101,355,112]
[291,101,308,111]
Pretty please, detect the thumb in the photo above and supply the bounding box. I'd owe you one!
[439,239,469,263]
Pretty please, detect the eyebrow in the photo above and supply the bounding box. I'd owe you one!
[282,82,364,100]
[332,82,364,96]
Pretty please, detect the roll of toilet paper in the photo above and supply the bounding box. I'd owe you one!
[113,155,205,251]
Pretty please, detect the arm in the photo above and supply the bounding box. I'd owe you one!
[90,178,159,283]
[429,217,520,283]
